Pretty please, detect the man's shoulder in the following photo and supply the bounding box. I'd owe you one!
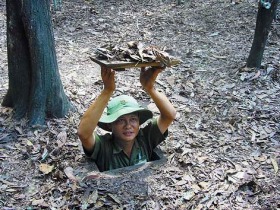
[95,132,113,144]
[140,118,157,129]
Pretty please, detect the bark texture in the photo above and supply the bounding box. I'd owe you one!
[3,0,72,125]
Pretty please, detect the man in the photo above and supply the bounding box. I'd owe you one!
[78,66,176,172]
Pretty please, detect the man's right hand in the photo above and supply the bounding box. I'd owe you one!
[101,67,116,93]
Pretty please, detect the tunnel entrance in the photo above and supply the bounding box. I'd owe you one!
[82,147,166,174]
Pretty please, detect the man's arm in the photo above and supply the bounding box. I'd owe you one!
[140,67,176,134]
[77,68,115,153]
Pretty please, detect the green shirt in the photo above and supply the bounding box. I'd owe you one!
[84,119,168,172]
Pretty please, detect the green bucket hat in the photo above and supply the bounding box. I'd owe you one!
[98,95,153,131]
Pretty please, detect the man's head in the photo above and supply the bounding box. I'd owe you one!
[98,95,153,132]
[110,113,140,142]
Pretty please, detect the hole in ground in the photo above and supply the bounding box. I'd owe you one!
[82,147,167,174]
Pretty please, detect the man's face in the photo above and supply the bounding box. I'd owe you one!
[111,113,140,142]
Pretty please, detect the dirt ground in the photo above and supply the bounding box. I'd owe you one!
[0,0,280,209]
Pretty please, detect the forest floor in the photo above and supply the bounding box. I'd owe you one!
[0,0,280,209]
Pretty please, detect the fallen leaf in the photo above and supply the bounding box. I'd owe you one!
[6,188,17,192]
[227,175,238,183]
[271,158,279,174]
[233,171,252,180]
[57,131,67,148]
[191,184,201,192]
[32,199,48,207]
[198,181,209,190]
[39,163,54,174]
[175,180,187,186]
[195,118,202,129]
[166,75,175,86]
[250,131,256,142]
[254,155,267,162]
[64,166,78,182]
[197,156,208,164]
[211,54,227,59]
[41,148,48,161]
[26,140,34,146]
[15,126,23,135]
[183,190,195,201]
[184,107,192,114]
[108,193,121,204]
[209,31,220,36]
[88,190,98,204]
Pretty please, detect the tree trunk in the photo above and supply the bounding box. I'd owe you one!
[2,0,72,126]
[246,0,279,68]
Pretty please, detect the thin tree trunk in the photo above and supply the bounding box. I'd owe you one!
[246,0,279,68]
